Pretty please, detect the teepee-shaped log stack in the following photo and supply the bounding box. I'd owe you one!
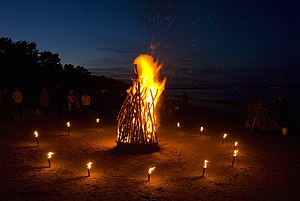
[116,69,158,145]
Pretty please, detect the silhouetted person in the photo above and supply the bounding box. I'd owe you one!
[81,91,91,116]
[39,87,49,115]
[72,91,81,120]
[67,89,74,119]
[12,87,23,118]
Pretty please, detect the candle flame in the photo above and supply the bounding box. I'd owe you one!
[34,131,38,138]
[203,159,209,168]
[177,122,180,128]
[233,149,239,156]
[148,167,156,174]
[234,141,238,146]
[96,118,100,123]
[223,133,227,138]
[200,126,204,132]
[47,152,54,159]
[66,121,71,127]
[86,162,92,169]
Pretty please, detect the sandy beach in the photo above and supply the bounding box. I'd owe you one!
[0,104,299,201]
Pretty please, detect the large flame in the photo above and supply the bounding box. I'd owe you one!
[133,54,166,106]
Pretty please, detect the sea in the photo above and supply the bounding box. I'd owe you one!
[90,66,300,118]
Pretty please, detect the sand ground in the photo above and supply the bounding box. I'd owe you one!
[0,105,299,201]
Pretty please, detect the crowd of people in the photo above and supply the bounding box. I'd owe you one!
[0,86,125,122]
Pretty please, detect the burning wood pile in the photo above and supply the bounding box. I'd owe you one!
[116,54,166,152]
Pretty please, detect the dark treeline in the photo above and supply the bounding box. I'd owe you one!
[0,37,129,116]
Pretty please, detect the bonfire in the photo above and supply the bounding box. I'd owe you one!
[116,54,166,152]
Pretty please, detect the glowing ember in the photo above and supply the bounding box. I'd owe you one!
[223,133,227,139]
[200,126,204,132]
[34,131,38,138]
[148,167,156,174]
[203,160,209,168]
[234,141,238,147]
[47,152,54,159]
[66,122,71,127]
[116,54,166,146]
[86,162,92,169]
[96,118,100,123]
[177,122,180,128]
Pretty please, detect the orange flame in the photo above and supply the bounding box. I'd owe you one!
[34,131,38,138]
[200,126,204,132]
[47,152,54,159]
[96,118,100,123]
[233,149,239,156]
[203,160,209,168]
[87,162,92,169]
[133,54,166,106]
[148,167,156,174]
[177,122,180,128]
[66,122,71,127]
[223,133,227,139]
[234,141,238,146]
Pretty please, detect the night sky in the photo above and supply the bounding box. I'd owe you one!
[1,0,299,84]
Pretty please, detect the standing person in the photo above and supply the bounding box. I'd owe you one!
[81,91,91,116]
[67,89,74,119]
[12,87,23,118]
[72,91,81,120]
[39,87,50,115]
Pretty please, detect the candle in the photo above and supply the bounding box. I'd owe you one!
[200,126,204,137]
[231,149,239,167]
[96,118,100,129]
[66,121,71,135]
[202,160,209,177]
[86,162,92,177]
[34,130,39,147]
[233,141,238,151]
[177,122,180,133]
[47,152,54,168]
[148,167,156,181]
[222,133,227,144]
